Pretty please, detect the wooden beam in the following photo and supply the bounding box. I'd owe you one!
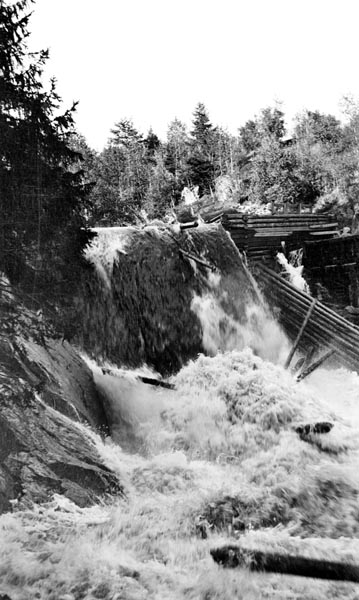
[284,299,316,369]
[296,349,335,382]
[179,249,216,271]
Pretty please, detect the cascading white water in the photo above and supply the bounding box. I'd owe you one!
[277,250,311,294]
[2,351,359,599]
[2,228,359,600]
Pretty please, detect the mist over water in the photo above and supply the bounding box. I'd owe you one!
[2,226,359,599]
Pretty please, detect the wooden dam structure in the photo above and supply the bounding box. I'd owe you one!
[178,203,359,375]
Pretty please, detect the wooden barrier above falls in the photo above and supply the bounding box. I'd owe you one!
[221,212,339,261]
[177,204,339,262]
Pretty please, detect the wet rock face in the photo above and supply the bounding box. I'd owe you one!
[0,294,121,514]
[79,223,256,375]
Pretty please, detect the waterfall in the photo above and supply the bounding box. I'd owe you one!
[277,250,311,294]
[3,223,359,600]
[79,223,288,373]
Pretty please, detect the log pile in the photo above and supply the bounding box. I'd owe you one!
[254,263,359,373]
[176,205,338,260]
[220,213,339,261]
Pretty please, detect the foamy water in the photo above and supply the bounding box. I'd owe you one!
[277,251,310,294]
[2,350,359,600]
[2,229,359,599]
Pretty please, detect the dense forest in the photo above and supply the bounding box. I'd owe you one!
[83,100,359,229]
[2,0,359,302]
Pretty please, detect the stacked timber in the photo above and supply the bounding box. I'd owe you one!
[221,212,254,251]
[246,214,339,261]
[254,263,359,373]
[177,205,339,261]
[221,212,339,261]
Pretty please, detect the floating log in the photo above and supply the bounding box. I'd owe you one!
[295,421,334,437]
[179,221,199,230]
[139,376,175,390]
[210,545,359,582]
[101,368,175,390]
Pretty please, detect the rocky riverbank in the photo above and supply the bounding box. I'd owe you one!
[0,286,122,513]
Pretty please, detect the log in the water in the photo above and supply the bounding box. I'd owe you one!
[138,376,175,390]
[178,248,216,271]
[210,545,359,582]
[179,221,199,230]
[295,421,334,437]
[101,368,175,390]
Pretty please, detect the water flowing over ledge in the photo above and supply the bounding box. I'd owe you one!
[79,223,287,373]
[3,223,359,599]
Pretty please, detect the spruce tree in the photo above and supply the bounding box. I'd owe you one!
[188,103,216,195]
[0,0,92,305]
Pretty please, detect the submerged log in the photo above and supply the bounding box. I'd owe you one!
[210,545,359,582]
[295,421,334,438]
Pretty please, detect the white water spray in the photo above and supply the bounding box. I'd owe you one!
[277,251,310,293]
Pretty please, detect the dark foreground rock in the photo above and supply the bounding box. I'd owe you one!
[0,290,121,514]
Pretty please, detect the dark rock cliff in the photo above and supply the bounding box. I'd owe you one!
[0,286,121,514]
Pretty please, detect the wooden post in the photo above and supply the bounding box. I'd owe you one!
[284,299,316,369]
[296,349,335,382]
[349,266,359,308]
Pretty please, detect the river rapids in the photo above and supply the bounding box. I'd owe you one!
[2,225,359,599]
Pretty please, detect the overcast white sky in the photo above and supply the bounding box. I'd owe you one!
[28,0,359,150]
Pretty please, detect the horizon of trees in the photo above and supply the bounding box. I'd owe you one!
[0,0,94,329]
[3,0,359,310]
[79,99,359,230]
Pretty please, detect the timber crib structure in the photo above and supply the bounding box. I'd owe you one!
[178,203,359,373]
[214,211,339,261]
[255,264,359,374]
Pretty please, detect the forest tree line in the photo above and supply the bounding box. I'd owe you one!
[2,0,359,310]
[79,99,359,229]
